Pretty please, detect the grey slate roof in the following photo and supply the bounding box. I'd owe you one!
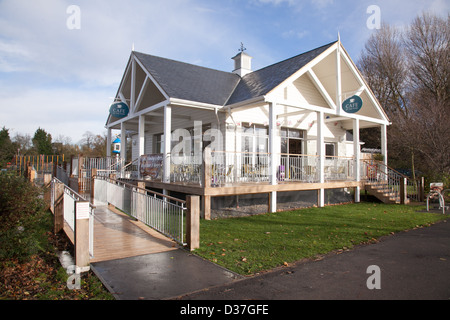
[133,51,240,106]
[133,41,336,107]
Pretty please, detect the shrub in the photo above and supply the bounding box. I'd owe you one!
[0,172,51,262]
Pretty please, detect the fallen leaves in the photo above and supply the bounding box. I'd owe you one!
[0,230,112,300]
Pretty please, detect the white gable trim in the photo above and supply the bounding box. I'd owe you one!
[264,41,389,126]
[307,69,337,110]
[133,54,170,101]
[267,42,338,98]
[338,45,390,123]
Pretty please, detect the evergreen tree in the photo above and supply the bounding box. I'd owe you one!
[0,127,17,168]
[32,128,53,155]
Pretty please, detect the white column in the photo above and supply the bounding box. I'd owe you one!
[269,102,277,213]
[336,42,342,115]
[317,111,325,207]
[120,122,127,164]
[353,118,361,202]
[139,115,145,156]
[131,59,136,111]
[381,124,387,168]
[107,128,112,157]
[163,104,171,183]
[269,102,277,186]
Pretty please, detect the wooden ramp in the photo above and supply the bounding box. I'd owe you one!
[90,205,179,263]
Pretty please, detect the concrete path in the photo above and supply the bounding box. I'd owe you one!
[174,219,450,300]
[91,249,242,300]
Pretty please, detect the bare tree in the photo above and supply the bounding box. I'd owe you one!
[358,13,450,182]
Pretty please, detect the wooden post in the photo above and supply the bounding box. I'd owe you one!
[90,168,97,205]
[400,177,408,204]
[419,177,425,202]
[54,182,65,234]
[186,195,200,251]
[78,155,84,192]
[202,195,211,220]
[75,201,90,272]
[53,161,57,179]
[202,146,212,220]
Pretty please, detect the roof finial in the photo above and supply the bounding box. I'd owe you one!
[239,42,246,53]
[337,31,341,43]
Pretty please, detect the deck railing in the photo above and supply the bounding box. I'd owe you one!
[88,152,356,188]
[143,151,358,186]
[50,177,94,271]
[93,176,187,246]
[361,160,422,202]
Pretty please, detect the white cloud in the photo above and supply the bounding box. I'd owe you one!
[0,84,111,143]
[310,0,334,9]
[1,0,447,144]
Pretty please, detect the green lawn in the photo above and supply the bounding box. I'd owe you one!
[194,202,446,275]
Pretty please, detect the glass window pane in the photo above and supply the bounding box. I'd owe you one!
[281,138,288,153]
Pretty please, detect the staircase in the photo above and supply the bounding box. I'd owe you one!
[364,181,406,204]
[362,160,414,204]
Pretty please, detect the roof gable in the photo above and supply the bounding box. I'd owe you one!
[225,41,336,105]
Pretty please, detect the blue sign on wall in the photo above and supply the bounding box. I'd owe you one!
[109,102,129,118]
[342,95,363,114]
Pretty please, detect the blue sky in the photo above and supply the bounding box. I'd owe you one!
[1,0,448,144]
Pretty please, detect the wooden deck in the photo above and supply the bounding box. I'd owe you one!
[90,205,178,263]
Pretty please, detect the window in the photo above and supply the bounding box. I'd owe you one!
[281,128,305,154]
[241,123,268,153]
[325,143,336,159]
[154,123,213,155]
[154,133,163,154]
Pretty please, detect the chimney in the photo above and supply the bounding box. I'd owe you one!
[232,44,252,77]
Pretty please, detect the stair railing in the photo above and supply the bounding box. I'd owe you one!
[362,160,403,200]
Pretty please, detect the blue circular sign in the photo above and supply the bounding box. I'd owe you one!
[109,102,129,118]
[342,95,363,114]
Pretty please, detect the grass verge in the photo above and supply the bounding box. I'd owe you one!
[194,202,446,275]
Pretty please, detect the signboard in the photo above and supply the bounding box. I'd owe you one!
[109,102,129,118]
[76,202,90,220]
[342,95,363,114]
[430,182,443,193]
[140,154,163,179]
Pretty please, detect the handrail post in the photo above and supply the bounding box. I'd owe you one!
[54,181,65,234]
[90,168,97,205]
[186,195,200,251]
[400,177,408,204]
[75,201,90,272]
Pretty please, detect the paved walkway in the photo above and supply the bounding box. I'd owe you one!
[90,206,450,300]
[176,219,450,300]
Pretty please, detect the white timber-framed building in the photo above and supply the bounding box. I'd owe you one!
[105,40,391,219]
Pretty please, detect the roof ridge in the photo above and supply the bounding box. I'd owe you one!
[243,40,337,77]
[133,51,235,76]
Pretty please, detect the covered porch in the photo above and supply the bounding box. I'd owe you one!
[104,40,391,218]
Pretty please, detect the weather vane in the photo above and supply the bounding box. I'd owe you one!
[239,42,246,53]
